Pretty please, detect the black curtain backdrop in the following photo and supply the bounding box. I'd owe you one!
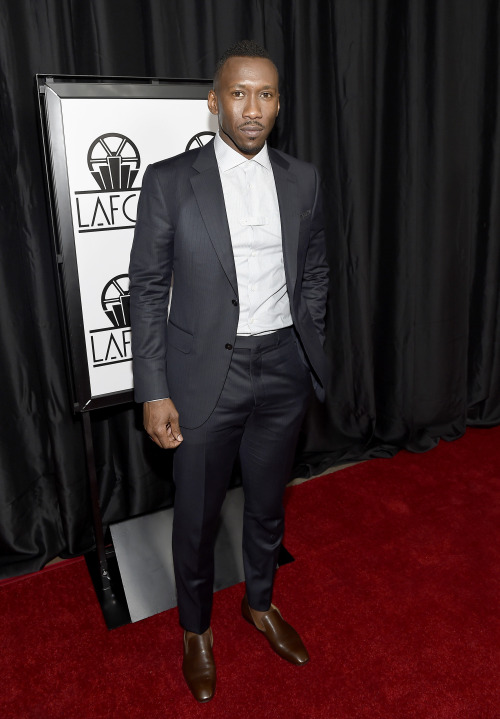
[1,0,499,578]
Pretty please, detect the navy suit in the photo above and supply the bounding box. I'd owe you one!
[130,139,328,632]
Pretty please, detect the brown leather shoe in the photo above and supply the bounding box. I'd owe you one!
[241,595,310,665]
[182,627,216,702]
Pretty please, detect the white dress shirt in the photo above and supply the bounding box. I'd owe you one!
[214,133,292,335]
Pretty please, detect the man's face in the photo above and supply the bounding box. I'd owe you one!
[208,56,280,159]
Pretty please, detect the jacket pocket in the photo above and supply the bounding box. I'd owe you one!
[167,322,193,354]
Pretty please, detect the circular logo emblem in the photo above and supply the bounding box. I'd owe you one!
[185,131,216,151]
[101,274,130,328]
[88,133,141,191]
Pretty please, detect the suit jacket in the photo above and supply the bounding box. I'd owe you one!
[129,139,329,429]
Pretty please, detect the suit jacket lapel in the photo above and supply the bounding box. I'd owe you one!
[190,142,238,296]
[269,149,300,304]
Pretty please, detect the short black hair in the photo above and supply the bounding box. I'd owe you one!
[213,40,277,86]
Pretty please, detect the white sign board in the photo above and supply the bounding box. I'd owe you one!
[39,78,216,410]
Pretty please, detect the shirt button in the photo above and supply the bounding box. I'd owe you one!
[225,343,233,350]
[232,299,238,306]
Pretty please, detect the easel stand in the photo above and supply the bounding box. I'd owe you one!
[81,410,131,629]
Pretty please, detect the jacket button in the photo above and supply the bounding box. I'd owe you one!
[225,343,233,350]
[232,299,238,306]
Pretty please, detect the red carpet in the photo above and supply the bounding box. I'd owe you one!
[1,427,499,718]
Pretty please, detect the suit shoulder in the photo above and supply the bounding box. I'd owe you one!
[149,146,201,174]
[269,147,318,175]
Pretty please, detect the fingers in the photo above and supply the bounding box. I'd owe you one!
[144,399,183,450]
[166,415,183,445]
[152,423,182,450]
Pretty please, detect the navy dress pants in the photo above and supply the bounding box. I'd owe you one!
[172,327,312,634]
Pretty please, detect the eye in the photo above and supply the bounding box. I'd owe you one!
[232,91,244,97]
[261,92,273,99]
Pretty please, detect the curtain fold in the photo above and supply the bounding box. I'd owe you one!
[0,0,498,578]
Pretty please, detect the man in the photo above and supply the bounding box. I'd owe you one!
[129,39,328,702]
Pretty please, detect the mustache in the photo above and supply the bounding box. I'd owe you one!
[239,121,265,129]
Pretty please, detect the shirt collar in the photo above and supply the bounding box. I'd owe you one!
[214,132,272,173]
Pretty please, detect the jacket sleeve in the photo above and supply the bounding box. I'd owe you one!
[301,165,329,345]
[129,164,173,402]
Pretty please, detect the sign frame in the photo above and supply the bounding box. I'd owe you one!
[37,74,214,411]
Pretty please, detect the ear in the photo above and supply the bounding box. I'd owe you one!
[276,95,280,117]
[208,89,219,116]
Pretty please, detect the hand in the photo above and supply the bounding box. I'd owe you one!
[143,398,183,449]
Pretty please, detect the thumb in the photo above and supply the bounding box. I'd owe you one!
[169,416,183,442]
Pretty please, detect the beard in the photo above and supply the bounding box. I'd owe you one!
[219,121,267,156]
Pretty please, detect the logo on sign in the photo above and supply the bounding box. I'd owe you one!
[74,133,141,233]
[88,133,140,190]
[90,275,132,367]
[185,131,215,151]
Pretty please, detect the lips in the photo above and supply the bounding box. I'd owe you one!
[239,124,264,138]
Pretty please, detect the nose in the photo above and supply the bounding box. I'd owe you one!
[243,93,262,119]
